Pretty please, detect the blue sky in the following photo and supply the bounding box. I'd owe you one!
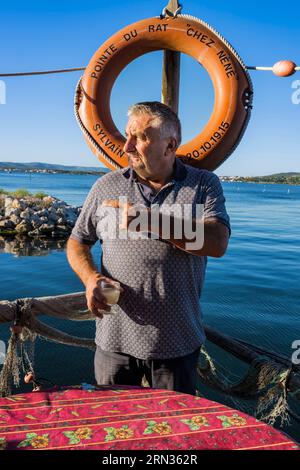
[0,0,299,176]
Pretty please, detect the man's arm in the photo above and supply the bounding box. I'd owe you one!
[165,216,229,257]
[66,238,111,317]
[66,238,99,286]
[101,200,229,257]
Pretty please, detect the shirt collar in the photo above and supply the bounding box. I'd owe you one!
[121,158,187,182]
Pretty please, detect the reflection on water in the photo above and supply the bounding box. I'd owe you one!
[0,236,67,257]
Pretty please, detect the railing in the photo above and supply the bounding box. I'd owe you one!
[1,292,299,397]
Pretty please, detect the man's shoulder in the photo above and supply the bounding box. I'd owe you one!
[93,167,128,189]
[184,164,221,187]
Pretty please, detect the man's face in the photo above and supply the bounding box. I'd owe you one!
[123,113,175,178]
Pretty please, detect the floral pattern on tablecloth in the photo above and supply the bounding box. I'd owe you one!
[0,385,298,450]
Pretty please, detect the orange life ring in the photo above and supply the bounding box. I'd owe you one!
[75,15,253,171]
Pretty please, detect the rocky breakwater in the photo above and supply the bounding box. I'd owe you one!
[0,195,81,238]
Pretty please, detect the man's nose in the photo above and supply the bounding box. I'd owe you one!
[123,136,136,153]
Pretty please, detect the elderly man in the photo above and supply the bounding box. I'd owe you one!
[67,101,230,395]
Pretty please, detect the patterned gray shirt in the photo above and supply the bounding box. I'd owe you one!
[70,160,230,359]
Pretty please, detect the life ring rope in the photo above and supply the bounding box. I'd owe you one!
[173,13,254,167]
[74,78,122,170]
[179,13,253,95]
[175,14,254,170]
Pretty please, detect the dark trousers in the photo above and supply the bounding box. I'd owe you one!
[94,346,201,395]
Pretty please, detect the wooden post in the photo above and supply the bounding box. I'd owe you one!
[161,0,181,114]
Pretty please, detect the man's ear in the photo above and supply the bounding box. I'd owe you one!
[165,137,178,155]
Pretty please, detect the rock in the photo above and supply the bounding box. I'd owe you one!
[64,215,74,225]
[31,215,43,229]
[11,198,26,210]
[28,229,41,237]
[15,220,32,233]
[56,207,66,216]
[24,199,36,209]
[20,208,34,220]
[51,230,68,238]
[38,223,55,234]
[0,218,15,229]
[66,220,75,228]
[52,200,66,209]
[5,197,26,216]
[64,209,77,225]
[5,206,18,217]
[48,208,58,223]
[56,224,71,232]
[5,207,21,218]
[42,196,57,207]
[2,194,80,238]
[36,209,49,218]
[10,214,22,226]
[4,197,13,208]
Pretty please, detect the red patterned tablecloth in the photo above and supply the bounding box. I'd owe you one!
[0,385,298,450]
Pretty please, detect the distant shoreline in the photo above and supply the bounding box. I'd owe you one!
[219,176,300,186]
[0,161,110,176]
[0,168,299,185]
[0,169,106,176]
[219,179,300,186]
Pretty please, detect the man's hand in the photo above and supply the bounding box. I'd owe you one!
[85,273,110,319]
[66,238,123,319]
[101,199,137,231]
[85,273,123,319]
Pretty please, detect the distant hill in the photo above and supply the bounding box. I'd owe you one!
[261,172,300,178]
[220,172,300,185]
[245,172,300,183]
[0,162,110,173]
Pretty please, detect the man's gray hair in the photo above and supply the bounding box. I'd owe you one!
[128,101,182,146]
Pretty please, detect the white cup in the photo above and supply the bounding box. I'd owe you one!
[100,280,121,306]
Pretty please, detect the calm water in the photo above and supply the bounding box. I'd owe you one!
[0,171,299,440]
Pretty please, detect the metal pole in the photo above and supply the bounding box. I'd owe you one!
[161,1,181,114]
